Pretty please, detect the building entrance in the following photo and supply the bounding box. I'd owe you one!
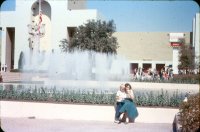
[143,63,151,73]
[130,63,138,74]
[156,64,165,72]
[6,27,15,71]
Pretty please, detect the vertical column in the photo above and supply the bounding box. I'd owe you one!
[172,47,179,74]
[138,61,142,69]
[195,13,200,68]
[151,62,156,70]
[1,27,6,71]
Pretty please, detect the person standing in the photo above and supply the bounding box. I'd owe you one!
[5,64,7,72]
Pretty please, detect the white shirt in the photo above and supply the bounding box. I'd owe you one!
[116,90,126,102]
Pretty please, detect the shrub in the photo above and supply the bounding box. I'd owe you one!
[170,74,200,84]
[134,89,183,107]
[179,93,200,131]
[130,74,200,84]
[0,85,185,107]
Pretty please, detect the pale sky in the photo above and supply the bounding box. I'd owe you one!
[0,0,199,32]
[87,0,199,32]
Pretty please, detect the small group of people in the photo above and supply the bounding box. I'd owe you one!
[114,83,138,124]
[1,64,7,72]
[132,67,174,81]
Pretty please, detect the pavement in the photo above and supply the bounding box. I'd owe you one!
[0,101,178,123]
[0,101,178,132]
[1,77,197,132]
[1,117,174,132]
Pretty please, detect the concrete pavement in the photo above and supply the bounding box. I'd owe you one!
[0,101,178,131]
[0,101,179,123]
[1,117,173,132]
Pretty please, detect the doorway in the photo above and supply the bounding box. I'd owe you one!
[143,63,151,73]
[6,27,15,71]
[156,64,165,72]
[130,63,138,74]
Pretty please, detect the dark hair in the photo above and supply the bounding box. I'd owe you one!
[125,83,132,89]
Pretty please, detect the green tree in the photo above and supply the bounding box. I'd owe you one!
[178,44,195,71]
[59,39,69,53]
[59,20,118,54]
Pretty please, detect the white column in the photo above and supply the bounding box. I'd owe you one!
[151,62,156,70]
[138,62,142,69]
[1,27,6,71]
[194,13,200,68]
[172,47,179,74]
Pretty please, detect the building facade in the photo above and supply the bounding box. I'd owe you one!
[193,13,200,69]
[0,0,198,75]
[0,0,98,71]
[114,32,191,74]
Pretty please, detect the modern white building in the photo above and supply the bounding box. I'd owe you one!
[0,0,99,71]
[193,13,200,70]
[0,0,199,75]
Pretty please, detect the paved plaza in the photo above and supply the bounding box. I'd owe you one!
[1,117,173,132]
[1,77,197,132]
[0,101,178,132]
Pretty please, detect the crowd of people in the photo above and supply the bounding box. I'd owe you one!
[0,64,8,72]
[131,67,174,81]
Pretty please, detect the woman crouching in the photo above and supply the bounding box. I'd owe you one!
[118,83,138,124]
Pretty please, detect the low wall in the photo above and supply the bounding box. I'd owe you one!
[0,101,179,123]
[3,80,199,94]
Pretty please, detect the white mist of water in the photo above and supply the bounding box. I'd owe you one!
[23,48,131,81]
[24,49,130,81]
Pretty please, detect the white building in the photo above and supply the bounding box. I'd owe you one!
[193,13,200,70]
[0,0,99,71]
[0,0,199,75]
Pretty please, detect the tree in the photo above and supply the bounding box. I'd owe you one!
[59,20,119,54]
[59,39,69,52]
[178,44,195,71]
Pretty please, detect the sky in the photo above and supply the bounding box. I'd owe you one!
[0,0,15,11]
[0,0,199,33]
[87,0,199,32]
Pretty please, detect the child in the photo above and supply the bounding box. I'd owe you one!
[114,84,126,123]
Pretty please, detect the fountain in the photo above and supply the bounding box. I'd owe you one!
[22,48,130,89]
[18,0,131,90]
